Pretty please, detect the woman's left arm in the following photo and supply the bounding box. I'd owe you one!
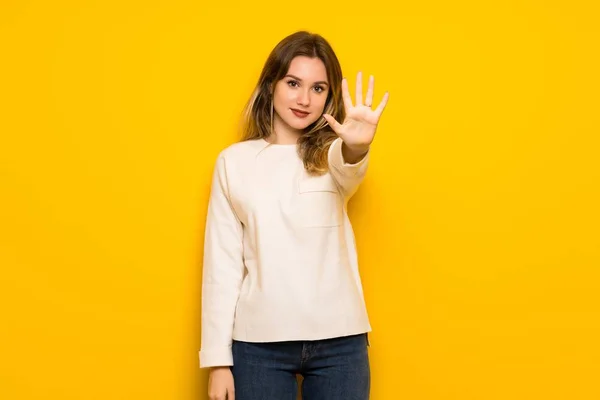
[323,71,389,197]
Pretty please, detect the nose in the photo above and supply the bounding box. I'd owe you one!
[297,88,310,107]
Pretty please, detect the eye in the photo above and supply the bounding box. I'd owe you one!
[287,80,299,87]
[313,86,325,93]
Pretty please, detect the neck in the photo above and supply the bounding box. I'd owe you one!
[268,113,302,144]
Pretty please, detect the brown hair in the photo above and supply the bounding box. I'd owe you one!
[239,31,345,175]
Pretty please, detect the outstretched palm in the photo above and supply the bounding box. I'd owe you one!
[323,71,389,149]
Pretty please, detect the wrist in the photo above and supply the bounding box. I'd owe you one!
[210,366,231,372]
[341,142,370,164]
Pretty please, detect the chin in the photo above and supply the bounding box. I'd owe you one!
[290,121,312,130]
[285,117,318,131]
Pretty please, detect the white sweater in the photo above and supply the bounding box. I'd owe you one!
[199,137,372,368]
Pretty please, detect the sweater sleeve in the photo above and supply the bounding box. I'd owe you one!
[327,137,370,199]
[199,154,245,368]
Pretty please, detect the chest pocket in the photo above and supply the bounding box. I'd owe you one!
[297,174,343,228]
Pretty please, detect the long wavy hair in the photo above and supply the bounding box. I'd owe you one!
[239,31,345,175]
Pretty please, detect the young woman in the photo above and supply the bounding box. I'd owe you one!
[199,30,389,400]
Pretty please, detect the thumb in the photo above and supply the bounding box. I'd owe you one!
[322,114,342,135]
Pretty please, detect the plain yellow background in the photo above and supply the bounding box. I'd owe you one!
[1,0,599,399]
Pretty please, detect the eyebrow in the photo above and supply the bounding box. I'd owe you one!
[284,74,329,86]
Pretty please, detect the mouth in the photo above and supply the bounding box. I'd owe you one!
[290,108,310,118]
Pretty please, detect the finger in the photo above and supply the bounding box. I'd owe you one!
[228,386,235,400]
[374,91,390,119]
[365,75,374,107]
[341,78,353,113]
[323,114,342,135]
[355,71,363,105]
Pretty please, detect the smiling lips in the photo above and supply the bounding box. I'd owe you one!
[291,108,310,118]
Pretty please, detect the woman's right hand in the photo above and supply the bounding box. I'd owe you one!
[208,366,235,400]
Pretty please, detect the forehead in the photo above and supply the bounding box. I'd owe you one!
[286,56,328,82]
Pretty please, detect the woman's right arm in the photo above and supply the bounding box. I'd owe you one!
[200,154,244,398]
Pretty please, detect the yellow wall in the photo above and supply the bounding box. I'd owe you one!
[1,1,599,399]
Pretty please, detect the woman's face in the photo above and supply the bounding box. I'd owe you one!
[272,56,330,132]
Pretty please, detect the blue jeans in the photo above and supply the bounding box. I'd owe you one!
[231,333,370,400]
